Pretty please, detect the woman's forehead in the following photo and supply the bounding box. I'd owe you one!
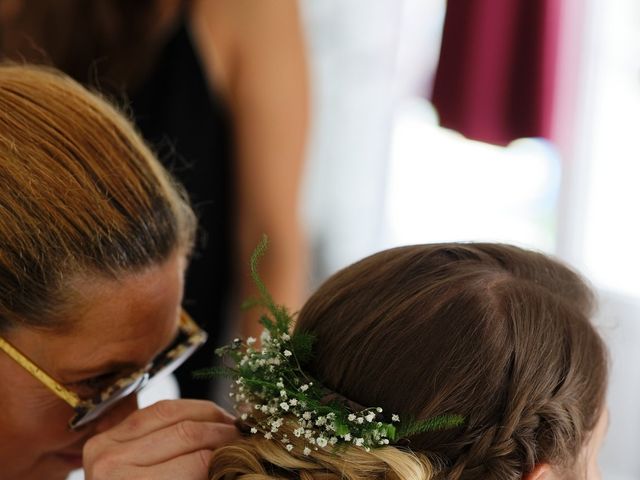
[8,253,186,379]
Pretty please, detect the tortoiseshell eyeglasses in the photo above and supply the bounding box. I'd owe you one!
[0,310,207,429]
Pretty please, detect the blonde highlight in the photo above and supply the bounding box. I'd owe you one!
[210,430,434,480]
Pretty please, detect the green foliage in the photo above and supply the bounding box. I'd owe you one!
[197,236,465,453]
[397,414,466,438]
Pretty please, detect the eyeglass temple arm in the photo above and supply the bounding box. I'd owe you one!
[0,337,82,408]
[0,311,198,410]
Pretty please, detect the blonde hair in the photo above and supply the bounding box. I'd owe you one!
[210,423,435,480]
[0,63,195,329]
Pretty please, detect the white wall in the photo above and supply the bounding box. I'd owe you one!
[299,0,403,280]
[596,291,640,480]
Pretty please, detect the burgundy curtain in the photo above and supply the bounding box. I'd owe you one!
[431,0,561,146]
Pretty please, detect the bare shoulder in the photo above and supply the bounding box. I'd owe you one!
[191,0,303,32]
[186,0,236,96]
[188,0,306,98]
[189,0,305,59]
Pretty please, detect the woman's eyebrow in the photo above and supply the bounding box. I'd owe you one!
[63,321,182,380]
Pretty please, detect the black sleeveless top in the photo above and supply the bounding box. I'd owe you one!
[129,23,234,399]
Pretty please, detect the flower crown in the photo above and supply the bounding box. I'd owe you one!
[197,236,464,455]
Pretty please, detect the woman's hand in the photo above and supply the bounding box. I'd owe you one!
[84,399,239,480]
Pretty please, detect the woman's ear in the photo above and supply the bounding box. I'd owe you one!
[524,464,555,480]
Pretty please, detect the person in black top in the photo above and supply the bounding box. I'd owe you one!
[0,0,310,400]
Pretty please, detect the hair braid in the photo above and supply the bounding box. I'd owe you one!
[445,413,541,480]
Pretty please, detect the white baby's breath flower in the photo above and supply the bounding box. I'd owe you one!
[217,287,406,458]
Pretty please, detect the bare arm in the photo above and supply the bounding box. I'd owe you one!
[189,0,310,338]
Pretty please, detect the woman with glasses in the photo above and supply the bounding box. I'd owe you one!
[0,0,310,402]
[0,64,238,480]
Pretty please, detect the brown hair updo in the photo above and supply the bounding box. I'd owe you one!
[210,243,608,479]
[0,63,195,330]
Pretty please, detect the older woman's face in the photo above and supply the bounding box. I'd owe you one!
[0,251,187,480]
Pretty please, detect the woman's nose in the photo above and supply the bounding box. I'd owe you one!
[93,394,139,433]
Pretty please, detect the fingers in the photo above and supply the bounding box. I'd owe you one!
[87,449,215,480]
[106,399,236,442]
[115,422,239,466]
[142,449,216,480]
[84,399,239,480]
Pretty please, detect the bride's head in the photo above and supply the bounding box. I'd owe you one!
[211,243,608,480]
